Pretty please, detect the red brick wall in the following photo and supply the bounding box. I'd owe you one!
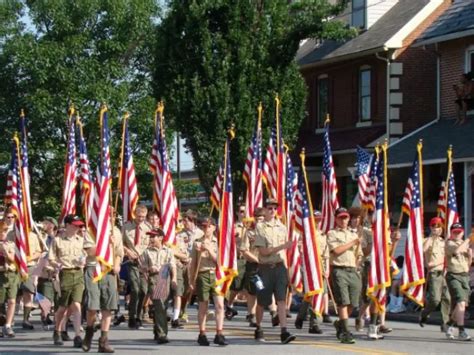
[439,36,474,119]
[301,56,387,131]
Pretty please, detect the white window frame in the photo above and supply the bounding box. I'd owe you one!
[465,45,474,74]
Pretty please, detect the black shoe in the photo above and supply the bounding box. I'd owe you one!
[294,317,304,329]
[378,325,392,334]
[61,331,71,341]
[171,319,184,329]
[225,307,238,321]
[0,314,6,327]
[197,334,210,346]
[73,335,83,348]
[440,323,448,332]
[340,332,356,344]
[254,328,265,342]
[280,331,296,344]
[45,315,54,325]
[249,321,257,328]
[214,333,228,346]
[322,314,332,324]
[286,312,292,319]
[334,320,342,339]
[157,336,170,344]
[136,318,144,329]
[271,315,280,327]
[309,325,323,334]
[22,321,34,330]
[53,331,64,346]
[128,318,137,329]
[419,314,428,328]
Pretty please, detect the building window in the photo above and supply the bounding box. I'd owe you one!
[466,45,474,75]
[359,67,371,121]
[317,75,329,127]
[352,0,366,29]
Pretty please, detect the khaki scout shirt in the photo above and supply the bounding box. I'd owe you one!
[48,233,86,269]
[0,240,16,272]
[359,227,373,263]
[111,225,124,262]
[254,219,287,264]
[445,239,470,273]
[7,230,42,266]
[235,221,246,257]
[318,233,329,270]
[240,228,260,260]
[122,221,151,256]
[141,245,175,271]
[327,227,363,267]
[174,231,191,268]
[191,236,218,272]
[424,235,445,272]
[83,233,97,266]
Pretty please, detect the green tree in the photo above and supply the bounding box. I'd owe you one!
[0,0,160,218]
[153,0,353,198]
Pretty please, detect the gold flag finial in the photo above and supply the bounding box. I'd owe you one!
[20,109,25,118]
[324,113,330,126]
[300,148,306,167]
[228,124,235,140]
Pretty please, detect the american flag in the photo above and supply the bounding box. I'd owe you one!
[400,143,425,306]
[242,107,263,218]
[77,120,92,225]
[215,134,237,296]
[19,111,34,235]
[356,146,373,206]
[295,154,325,315]
[9,136,29,279]
[320,123,339,234]
[89,106,113,281]
[210,162,224,211]
[263,97,286,216]
[59,111,78,224]
[149,104,179,245]
[445,169,459,239]
[436,181,446,224]
[119,114,139,222]
[367,146,391,311]
[285,153,302,292]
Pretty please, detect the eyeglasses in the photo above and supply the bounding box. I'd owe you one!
[266,207,277,211]
[6,216,14,219]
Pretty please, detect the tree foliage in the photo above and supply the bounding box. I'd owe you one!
[0,0,160,218]
[153,0,353,199]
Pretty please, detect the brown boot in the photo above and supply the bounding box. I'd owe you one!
[82,326,95,352]
[98,336,114,353]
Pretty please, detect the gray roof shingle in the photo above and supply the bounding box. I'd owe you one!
[417,0,474,44]
[298,0,429,67]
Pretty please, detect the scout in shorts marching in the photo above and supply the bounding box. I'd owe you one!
[253,198,296,344]
[81,208,124,353]
[122,204,151,329]
[419,217,451,331]
[189,217,228,346]
[444,223,473,341]
[327,207,363,344]
[0,221,20,338]
[48,214,87,348]
[141,227,177,344]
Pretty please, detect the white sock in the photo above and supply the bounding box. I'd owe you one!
[173,308,180,321]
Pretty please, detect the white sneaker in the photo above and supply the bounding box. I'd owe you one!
[368,325,378,340]
[446,326,455,340]
[458,330,471,341]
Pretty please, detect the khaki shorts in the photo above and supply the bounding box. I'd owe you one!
[330,267,361,307]
[175,266,186,297]
[196,270,217,302]
[37,277,55,303]
[257,263,288,307]
[360,262,370,304]
[58,269,85,307]
[446,272,470,304]
[230,259,246,292]
[0,271,20,302]
[243,262,259,295]
[21,266,36,294]
[85,267,118,311]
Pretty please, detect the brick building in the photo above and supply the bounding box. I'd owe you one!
[295,0,451,211]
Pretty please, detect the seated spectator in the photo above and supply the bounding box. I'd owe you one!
[454,73,474,125]
[387,256,406,313]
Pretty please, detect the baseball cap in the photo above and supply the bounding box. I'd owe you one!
[43,216,58,228]
[450,223,464,233]
[429,217,443,227]
[265,198,278,207]
[335,207,350,218]
[200,217,216,227]
[64,214,85,227]
[147,228,165,237]
[313,210,322,218]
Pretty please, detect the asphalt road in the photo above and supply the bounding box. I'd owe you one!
[0,306,473,354]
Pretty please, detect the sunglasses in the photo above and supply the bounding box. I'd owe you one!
[6,216,14,219]
[266,206,277,210]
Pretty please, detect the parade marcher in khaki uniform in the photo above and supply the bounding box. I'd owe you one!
[419,217,451,330]
[226,205,247,321]
[172,209,198,328]
[82,207,123,353]
[444,223,472,341]
[253,198,296,344]
[189,217,227,346]
[49,215,86,348]
[0,221,20,338]
[141,228,177,344]
[122,204,151,329]
[240,207,265,327]
[295,210,330,334]
[328,207,363,344]
[3,208,15,234]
